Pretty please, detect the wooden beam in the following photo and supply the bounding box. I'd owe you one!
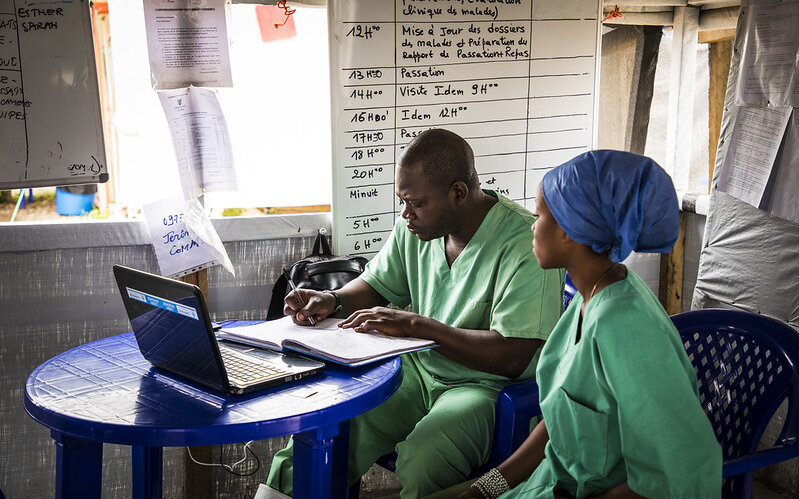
[698,27,735,43]
[264,204,331,215]
[698,6,739,31]
[604,0,686,6]
[659,211,687,315]
[604,11,674,26]
[708,39,733,191]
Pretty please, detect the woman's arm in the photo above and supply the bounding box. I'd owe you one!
[454,418,550,498]
[497,418,550,487]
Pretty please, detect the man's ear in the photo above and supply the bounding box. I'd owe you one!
[450,180,469,205]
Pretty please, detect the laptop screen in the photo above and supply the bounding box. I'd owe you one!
[114,265,228,391]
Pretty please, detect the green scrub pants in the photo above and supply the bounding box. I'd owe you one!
[266,354,499,498]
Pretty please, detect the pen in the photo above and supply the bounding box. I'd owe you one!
[282,268,316,326]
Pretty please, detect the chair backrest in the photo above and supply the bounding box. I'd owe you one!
[563,272,576,310]
[671,309,799,495]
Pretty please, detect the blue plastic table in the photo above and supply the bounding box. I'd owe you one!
[24,332,402,499]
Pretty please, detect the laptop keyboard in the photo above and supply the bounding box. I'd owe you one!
[219,348,287,383]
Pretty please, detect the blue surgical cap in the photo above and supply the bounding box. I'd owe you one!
[540,150,679,262]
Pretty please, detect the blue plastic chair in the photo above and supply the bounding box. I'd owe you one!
[671,309,799,499]
[349,279,577,496]
[490,274,573,465]
[563,272,576,310]
[347,379,541,498]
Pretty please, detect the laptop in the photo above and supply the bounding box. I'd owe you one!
[113,265,325,395]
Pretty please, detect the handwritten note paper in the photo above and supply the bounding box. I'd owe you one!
[330,0,601,256]
[158,86,237,199]
[143,0,233,89]
[143,196,234,278]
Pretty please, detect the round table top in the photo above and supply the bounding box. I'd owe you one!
[24,333,402,447]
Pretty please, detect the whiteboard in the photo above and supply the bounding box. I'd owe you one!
[0,0,107,189]
[329,0,601,256]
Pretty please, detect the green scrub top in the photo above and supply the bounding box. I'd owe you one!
[505,270,721,499]
[361,191,564,386]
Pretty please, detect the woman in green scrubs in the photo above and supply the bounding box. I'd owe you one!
[457,151,722,499]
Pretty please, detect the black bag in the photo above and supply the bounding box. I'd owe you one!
[266,231,368,320]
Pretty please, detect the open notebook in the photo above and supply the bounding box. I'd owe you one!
[218,316,437,367]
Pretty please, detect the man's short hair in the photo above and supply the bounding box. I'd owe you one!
[398,129,480,190]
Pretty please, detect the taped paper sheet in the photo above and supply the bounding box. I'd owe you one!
[768,110,799,223]
[183,198,236,276]
[158,87,237,199]
[143,0,233,89]
[693,0,799,328]
[736,0,799,107]
[143,196,234,278]
[717,106,791,207]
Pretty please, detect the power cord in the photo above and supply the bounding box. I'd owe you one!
[185,441,261,477]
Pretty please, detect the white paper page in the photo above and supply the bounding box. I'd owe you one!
[736,0,799,107]
[220,316,435,363]
[218,316,335,350]
[254,484,291,499]
[217,321,294,350]
[717,106,792,207]
[769,109,799,223]
[142,196,220,277]
[143,0,233,89]
[158,87,237,199]
[183,198,235,276]
[278,317,436,363]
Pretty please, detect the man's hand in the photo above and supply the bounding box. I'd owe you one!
[338,307,423,338]
[284,289,336,326]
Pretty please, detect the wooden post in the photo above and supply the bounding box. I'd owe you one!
[707,38,733,191]
[180,268,214,499]
[664,7,700,186]
[659,212,686,315]
[629,26,662,155]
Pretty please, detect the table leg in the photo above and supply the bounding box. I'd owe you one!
[133,446,163,499]
[331,421,350,497]
[294,423,341,499]
[52,430,102,499]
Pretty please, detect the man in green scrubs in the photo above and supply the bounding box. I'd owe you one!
[266,128,564,497]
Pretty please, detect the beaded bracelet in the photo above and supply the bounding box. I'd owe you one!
[472,467,509,499]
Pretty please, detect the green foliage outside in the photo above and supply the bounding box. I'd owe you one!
[0,190,56,204]
[89,207,109,219]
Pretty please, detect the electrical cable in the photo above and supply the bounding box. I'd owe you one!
[220,441,261,477]
[185,441,260,476]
